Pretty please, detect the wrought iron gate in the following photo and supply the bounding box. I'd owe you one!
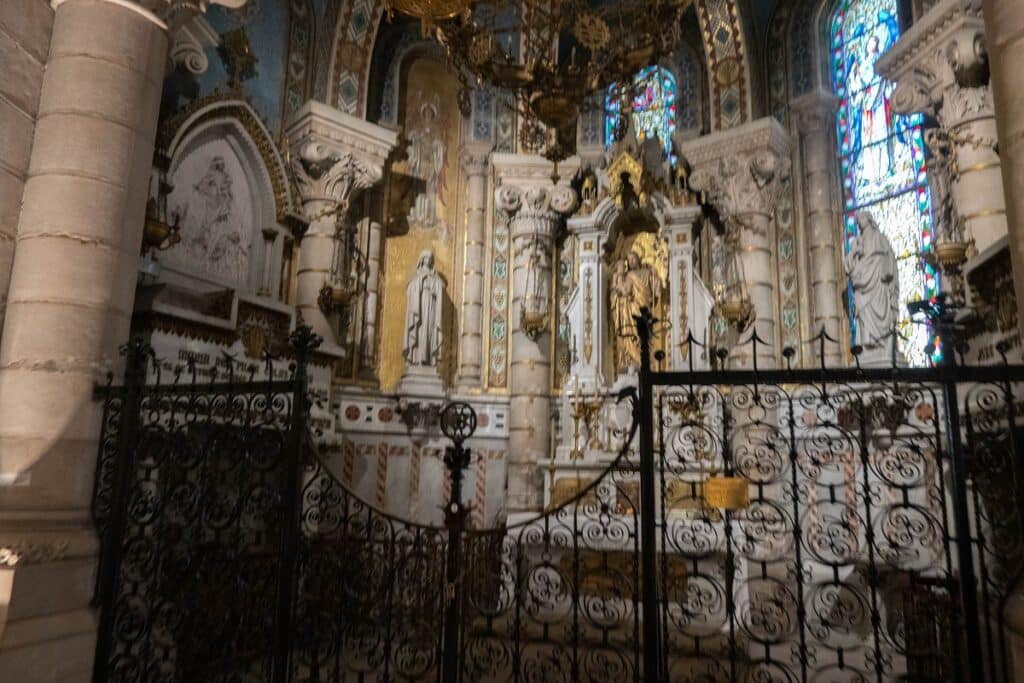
[91,313,1024,682]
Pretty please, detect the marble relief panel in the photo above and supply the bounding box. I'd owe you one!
[165,137,256,290]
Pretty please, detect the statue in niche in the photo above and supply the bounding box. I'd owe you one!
[610,249,661,373]
[520,236,551,338]
[176,155,249,285]
[405,92,447,235]
[404,250,445,367]
[844,210,899,354]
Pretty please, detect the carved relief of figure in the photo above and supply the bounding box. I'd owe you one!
[844,211,899,353]
[406,93,447,233]
[611,250,660,373]
[404,250,445,367]
[176,155,249,285]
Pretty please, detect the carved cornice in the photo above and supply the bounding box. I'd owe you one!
[285,100,398,176]
[875,0,987,116]
[682,119,792,223]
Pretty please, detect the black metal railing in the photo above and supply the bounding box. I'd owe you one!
[90,307,1024,682]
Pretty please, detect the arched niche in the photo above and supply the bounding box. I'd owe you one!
[159,101,295,296]
[567,194,712,388]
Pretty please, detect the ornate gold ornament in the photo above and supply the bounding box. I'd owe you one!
[387,0,691,162]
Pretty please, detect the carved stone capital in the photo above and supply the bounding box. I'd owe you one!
[460,143,492,177]
[291,150,382,214]
[790,92,840,134]
[496,184,579,239]
[684,119,792,225]
[876,0,987,117]
[286,101,397,206]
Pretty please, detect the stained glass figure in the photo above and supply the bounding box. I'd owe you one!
[605,66,677,157]
[832,0,938,365]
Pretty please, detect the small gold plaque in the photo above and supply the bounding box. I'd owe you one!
[703,477,749,511]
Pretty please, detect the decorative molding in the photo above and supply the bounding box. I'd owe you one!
[0,539,72,567]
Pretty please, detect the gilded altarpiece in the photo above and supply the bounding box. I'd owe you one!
[378,58,464,392]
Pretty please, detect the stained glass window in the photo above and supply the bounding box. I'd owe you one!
[832,0,938,365]
[605,66,677,156]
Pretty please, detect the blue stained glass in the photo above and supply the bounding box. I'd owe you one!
[605,66,677,157]
[832,0,937,366]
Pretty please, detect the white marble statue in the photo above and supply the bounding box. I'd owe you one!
[844,210,899,354]
[403,250,445,367]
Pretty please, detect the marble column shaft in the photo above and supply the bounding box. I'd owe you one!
[497,184,577,512]
[982,0,1024,331]
[360,218,382,373]
[792,93,844,364]
[456,144,491,387]
[0,0,169,677]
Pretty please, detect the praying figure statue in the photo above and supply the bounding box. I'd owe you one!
[610,250,660,374]
[403,250,445,367]
[844,210,899,355]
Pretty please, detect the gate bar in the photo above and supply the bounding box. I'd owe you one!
[636,310,664,681]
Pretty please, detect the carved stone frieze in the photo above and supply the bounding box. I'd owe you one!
[0,539,72,567]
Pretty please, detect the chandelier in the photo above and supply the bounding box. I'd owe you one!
[386,0,690,162]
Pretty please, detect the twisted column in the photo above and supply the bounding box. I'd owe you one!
[684,119,792,369]
[497,184,577,512]
[456,144,491,387]
[792,93,844,365]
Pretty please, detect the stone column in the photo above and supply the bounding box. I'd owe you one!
[286,102,396,351]
[682,119,792,369]
[0,0,226,677]
[456,143,491,387]
[496,183,578,512]
[661,205,706,370]
[981,0,1024,332]
[359,217,382,374]
[791,92,844,365]
[878,0,1006,255]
